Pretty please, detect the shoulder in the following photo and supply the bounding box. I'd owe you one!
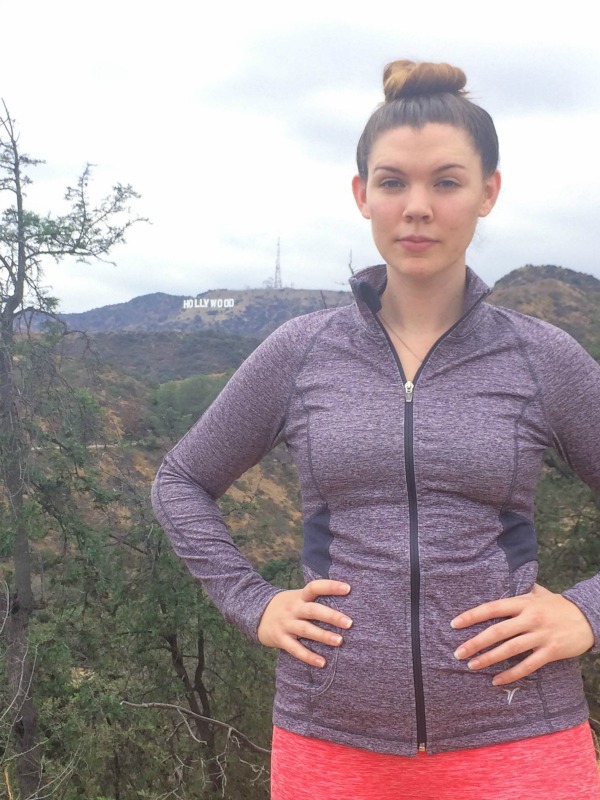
[482,302,599,388]
[273,303,357,336]
[219,304,358,399]
[483,302,590,358]
[484,302,571,342]
[250,304,357,364]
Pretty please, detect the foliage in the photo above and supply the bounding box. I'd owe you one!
[0,100,145,798]
[147,372,232,438]
[26,467,275,799]
[85,329,261,384]
[0,342,283,797]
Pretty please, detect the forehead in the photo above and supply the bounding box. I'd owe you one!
[369,123,480,171]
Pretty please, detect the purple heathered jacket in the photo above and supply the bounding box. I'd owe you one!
[151,264,600,755]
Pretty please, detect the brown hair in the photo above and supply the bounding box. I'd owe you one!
[356,60,499,179]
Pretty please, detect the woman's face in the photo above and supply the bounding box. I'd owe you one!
[352,123,501,285]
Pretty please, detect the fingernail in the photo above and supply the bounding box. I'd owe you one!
[332,635,343,645]
[492,677,501,686]
[450,616,463,628]
[342,584,351,594]
[454,646,467,659]
[315,657,326,668]
[341,616,353,629]
[467,658,480,670]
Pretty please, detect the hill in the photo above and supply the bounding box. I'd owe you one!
[490,264,600,351]
[60,265,600,345]
[61,287,353,338]
[86,329,262,384]
[57,264,600,382]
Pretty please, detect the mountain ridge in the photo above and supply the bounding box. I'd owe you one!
[56,265,600,382]
[60,287,353,338]
[488,264,600,349]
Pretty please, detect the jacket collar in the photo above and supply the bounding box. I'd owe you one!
[349,264,491,330]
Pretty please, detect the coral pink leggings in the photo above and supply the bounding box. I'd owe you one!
[271,723,600,800]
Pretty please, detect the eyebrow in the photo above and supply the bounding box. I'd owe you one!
[373,163,467,175]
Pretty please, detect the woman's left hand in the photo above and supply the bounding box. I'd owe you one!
[450,583,595,685]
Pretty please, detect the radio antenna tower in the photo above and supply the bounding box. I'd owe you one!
[274,237,282,289]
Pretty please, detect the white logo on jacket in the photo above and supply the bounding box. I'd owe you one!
[502,687,520,705]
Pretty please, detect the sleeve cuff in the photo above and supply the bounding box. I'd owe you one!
[562,578,600,655]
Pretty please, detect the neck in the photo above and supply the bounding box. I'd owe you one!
[379,267,467,336]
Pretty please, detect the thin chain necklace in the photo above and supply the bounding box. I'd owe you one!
[378,311,425,364]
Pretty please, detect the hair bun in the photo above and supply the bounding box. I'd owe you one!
[383,60,467,102]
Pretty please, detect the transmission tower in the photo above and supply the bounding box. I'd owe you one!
[274,238,282,289]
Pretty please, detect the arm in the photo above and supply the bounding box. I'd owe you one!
[151,313,352,654]
[453,326,600,680]
[544,331,600,651]
[152,318,305,641]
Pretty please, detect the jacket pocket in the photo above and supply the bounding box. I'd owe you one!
[536,657,587,716]
[275,592,340,697]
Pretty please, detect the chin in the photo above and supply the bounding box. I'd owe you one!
[386,261,466,285]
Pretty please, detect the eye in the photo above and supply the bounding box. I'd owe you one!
[380,178,405,189]
[436,178,460,189]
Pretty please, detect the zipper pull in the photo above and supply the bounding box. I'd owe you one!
[418,742,427,753]
[404,381,414,403]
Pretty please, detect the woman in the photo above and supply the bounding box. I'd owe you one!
[152,60,600,799]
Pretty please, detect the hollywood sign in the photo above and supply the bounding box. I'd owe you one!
[182,297,235,310]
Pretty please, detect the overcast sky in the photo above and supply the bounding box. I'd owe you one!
[1,0,599,312]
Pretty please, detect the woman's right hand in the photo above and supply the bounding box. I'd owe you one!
[257,579,353,668]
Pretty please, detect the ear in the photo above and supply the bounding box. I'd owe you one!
[352,174,371,219]
[479,170,501,218]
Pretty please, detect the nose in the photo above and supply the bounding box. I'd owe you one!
[403,187,432,222]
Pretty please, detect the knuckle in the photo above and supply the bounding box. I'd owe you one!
[526,605,545,624]
[511,665,528,680]
[513,657,537,679]
[546,640,562,660]
[295,620,315,638]
[505,639,522,658]
[306,601,322,618]
[460,641,474,657]
[288,644,309,663]
[469,634,486,652]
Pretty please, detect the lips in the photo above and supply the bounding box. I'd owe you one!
[398,235,438,252]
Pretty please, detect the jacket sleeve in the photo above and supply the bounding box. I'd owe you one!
[532,325,600,653]
[151,316,317,642]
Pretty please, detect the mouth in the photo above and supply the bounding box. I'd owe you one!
[398,235,438,252]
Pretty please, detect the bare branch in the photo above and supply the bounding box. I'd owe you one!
[0,578,9,637]
[120,701,271,755]
[4,765,15,800]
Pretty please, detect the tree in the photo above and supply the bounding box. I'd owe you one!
[0,100,145,798]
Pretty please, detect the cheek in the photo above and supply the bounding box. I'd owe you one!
[445,205,482,238]
[369,202,397,228]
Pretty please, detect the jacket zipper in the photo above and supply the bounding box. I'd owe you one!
[403,371,427,751]
[372,319,428,750]
[371,288,490,754]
